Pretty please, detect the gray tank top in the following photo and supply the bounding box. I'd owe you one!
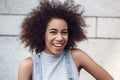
[31,50,79,80]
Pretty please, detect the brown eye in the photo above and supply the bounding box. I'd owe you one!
[50,31,57,35]
[62,31,68,35]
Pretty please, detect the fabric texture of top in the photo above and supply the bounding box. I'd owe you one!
[31,50,79,80]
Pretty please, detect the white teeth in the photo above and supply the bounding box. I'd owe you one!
[53,43,63,47]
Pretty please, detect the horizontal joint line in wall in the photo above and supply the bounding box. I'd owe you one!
[0,13,26,16]
[0,34,18,37]
[88,37,120,40]
[84,16,120,19]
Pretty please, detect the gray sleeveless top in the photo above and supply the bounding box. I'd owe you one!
[31,50,79,80]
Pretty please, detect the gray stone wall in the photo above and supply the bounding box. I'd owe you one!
[0,0,120,80]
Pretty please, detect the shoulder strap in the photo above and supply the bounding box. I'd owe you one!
[65,50,73,80]
[32,53,42,80]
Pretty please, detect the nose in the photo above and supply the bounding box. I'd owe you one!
[56,33,63,41]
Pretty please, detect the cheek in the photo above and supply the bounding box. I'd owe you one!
[45,36,50,43]
[65,35,68,42]
[45,34,53,44]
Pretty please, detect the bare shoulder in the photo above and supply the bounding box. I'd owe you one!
[19,57,33,70]
[71,48,87,69]
[71,48,114,80]
[71,48,102,68]
[71,48,85,56]
[18,57,33,80]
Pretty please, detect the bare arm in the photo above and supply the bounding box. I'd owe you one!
[71,48,114,80]
[18,57,33,80]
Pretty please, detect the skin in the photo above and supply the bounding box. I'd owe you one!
[44,18,68,55]
[18,18,114,80]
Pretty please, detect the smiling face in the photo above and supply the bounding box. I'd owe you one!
[44,18,68,55]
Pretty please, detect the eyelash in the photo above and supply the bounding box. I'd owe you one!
[50,31,56,34]
[62,32,68,34]
[50,31,68,35]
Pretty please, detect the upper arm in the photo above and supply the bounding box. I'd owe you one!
[18,57,33,80]
[71,48,113,80]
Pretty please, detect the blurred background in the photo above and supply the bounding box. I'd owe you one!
[0,0,120,80]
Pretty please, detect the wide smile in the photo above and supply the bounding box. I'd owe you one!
[52,43,64,47]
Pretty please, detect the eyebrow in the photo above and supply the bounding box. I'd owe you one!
[49,28,68,31]
[49,28,57,31]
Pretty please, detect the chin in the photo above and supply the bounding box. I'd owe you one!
[52,49,63,55]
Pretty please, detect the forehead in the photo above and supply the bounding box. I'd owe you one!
[46,18,68,30]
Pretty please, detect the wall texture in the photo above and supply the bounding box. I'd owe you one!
[0,0,120,80]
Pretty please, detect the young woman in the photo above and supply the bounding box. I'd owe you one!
[18,0,114,80]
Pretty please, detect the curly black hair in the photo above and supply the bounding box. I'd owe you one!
[20,0,87,53]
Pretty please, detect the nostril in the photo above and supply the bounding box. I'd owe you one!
[56,35,63,40]
[56,37,64,42]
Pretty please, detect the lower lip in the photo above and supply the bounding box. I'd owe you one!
[53,45,63,50]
